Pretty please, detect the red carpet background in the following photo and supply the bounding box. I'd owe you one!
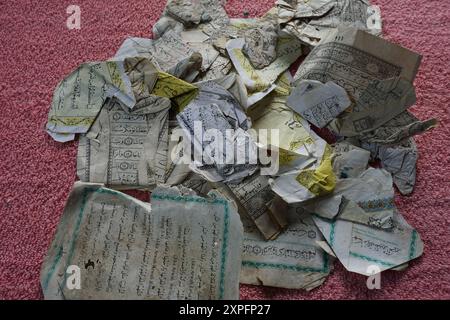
[0,0,449,299]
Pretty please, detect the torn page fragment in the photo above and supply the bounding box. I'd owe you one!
[303,168,396,228]
[176,81,258,182]
[40,182,243,299]
[115,31,203,82]
[151,71,198,110]
[337,77,417,136]
[359,111,437,145]
[312,210,423,276]
[293,27,422,105]
[227,36,302,92]
[249,93,317,173]
[215,174,288,240]
[278,0,382,46]
[361,138,419,195]
[332,142,370,179]
[269,123,337,204]
[272,141,336,204]
[153,0,229,39]
[242,22,278,69]
[240,206,332,290]
[287,80,351,128]
[77,95,170,189]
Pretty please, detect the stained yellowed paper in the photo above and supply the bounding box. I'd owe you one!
[46,57,159,141]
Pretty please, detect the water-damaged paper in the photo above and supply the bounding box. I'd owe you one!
[240,205,332,290]
[242,22,278,69]
[176,81,258,182]
[216,174,288,240]
[151,71,199,111]
[312,209,423,275]
[249,93,317,173]
[153,0,229,39]
[195,55,233,82]
[359,111,437,144]
[40,182,243,299]
[293,27,421,104]
[336,77,417,136]
[271,141,336,203]
[278,0,382,46]
[181,172,213,197]
[46,57,159,142]
[164,126,192,186]
[115,30,202,82]
[227,36,302,92]
[287,80,351,128]
[206,73,248,110]
[332,141,370,179]
[76,95,170,189]
[303,168,396,228]
[361,138,418,195]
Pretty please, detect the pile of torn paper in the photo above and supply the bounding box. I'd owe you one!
[41,0,437,299]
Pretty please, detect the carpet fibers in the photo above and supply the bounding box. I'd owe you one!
[0,0,449,299]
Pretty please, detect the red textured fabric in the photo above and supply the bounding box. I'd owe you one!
[0,0,449,300]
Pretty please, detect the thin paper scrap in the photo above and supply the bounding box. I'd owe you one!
[180,172,213,196]
[332,142,370,179]
[249,93,319,172]
[179,29,221,73]
[165,0,229,28]
[46,58,159,141]
[359,111,437,145]
[287,80,352,128]
[77,95,171,189]
[242,22,278,69]
[303,168,396,228]
[361,138,418,195]
[40,182,243,299]
[295,144,336,196]
[195,54,233,82]
[211,73,248,110]
[336,77,417,136]
[271,140,336,203]
[151,71,199,111]
[240,206,332,290]
[227,36,303,92]
[166,0,204,26]
[312,209,423,276]
[164,126,193,186]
